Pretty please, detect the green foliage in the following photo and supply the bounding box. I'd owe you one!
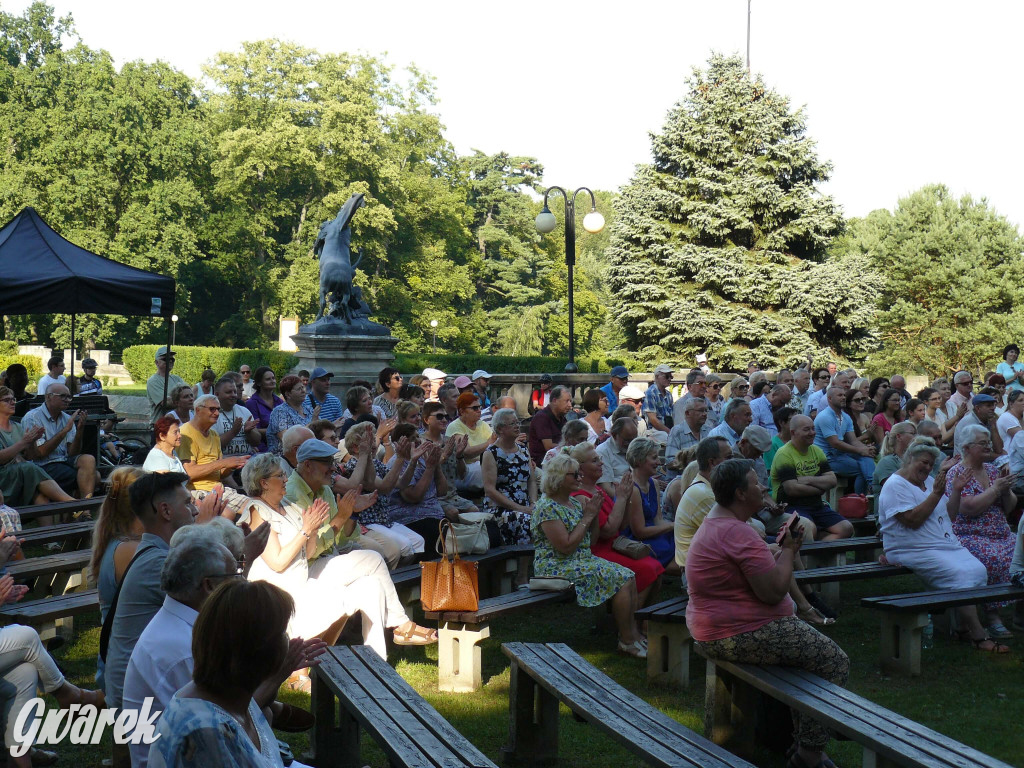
[393,353,634,375]
[838,184,1024,378]
[606,53,875,371]
[0,354,41,380]
[122,345,296,385]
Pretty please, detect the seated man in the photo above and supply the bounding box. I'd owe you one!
[22,383,98,500]
[597,416,637,496]
[773,415,851,540]
[707,398,753,447]
[813,385,875,494]
[214,376,261,459]
[666,397,710,468]
[178,395,250,514]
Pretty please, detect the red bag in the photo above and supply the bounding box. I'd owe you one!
[837,493,868,519]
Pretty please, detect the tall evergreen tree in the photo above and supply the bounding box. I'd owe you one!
[607,54,873,369]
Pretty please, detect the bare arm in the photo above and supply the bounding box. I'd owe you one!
[744,525,802,604]
[539,494,601,555]
[482,449,531,513]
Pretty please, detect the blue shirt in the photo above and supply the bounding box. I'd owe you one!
[306,391,343,422]
[707,420,741,447]
[748,395,777,436]
[997,361,1024,392]
[643,383,674,426]
[599,381,620,411]
[813,407,854,460]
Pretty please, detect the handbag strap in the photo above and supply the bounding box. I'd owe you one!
[98,542,158,662]
[434,518,461,561]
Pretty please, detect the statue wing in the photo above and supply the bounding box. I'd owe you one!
[336,193,365,230]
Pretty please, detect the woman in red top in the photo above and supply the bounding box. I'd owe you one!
[869,389,903,448]
[569,442,664,610]
[687,458,849,768]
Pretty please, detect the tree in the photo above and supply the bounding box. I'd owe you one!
[606,53,874,370]
[839,184,1024,377]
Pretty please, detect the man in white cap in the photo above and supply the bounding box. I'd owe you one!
[471,369,494,423]
[422,368,446,403]
[306,366,343,423]
[618,384,666,443]
[147,346,187,427]
[643,364,675,436]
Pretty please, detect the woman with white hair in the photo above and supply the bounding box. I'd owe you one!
[879,436,1008,653]
[531,452,647,658]
[945,423,1018,640]
[241,452,437,666]
[481,408,536,546]
[871,421,917,495]
[624,437,678,575]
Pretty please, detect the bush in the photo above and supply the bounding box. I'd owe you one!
[122,346,297,385]
[0,354,42,382]
[393,353,635,375]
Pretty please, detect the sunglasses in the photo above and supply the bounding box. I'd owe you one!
[851,397,866,403]
[817,374,830,380]
[433,413,449,420]
[467,405,482,411]
[708,383,722,390]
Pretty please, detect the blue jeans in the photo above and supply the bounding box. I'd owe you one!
[827,452,874,494]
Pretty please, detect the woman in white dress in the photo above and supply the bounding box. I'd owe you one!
[143,415,187,475]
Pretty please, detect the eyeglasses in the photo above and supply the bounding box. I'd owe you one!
[565,470,581,480]
[48,393,72,401]
[708,383,722,390]
[467,405,482,411]
[0,397,15,404]
[968,441,992,449]
[735,385,749,390]
[200,406,221,413]
[392,375,403,381]
[240,369,251,374]
[817,374,830,380]
[956,381,973,387]
[851,397,866,403]
[207,566,245,581]
[433,413,449,421]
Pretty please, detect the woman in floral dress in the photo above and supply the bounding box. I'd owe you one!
[531,451,646,658]
[481,408,536,546]
[946,424,1018,639]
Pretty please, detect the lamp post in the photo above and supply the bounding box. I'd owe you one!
[535,186,605,373]
[430,319,438,353]
[171,314,178,347]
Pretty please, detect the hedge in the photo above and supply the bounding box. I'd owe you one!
[393,353,634,375]
[0,354,42,382]
[122,346,297,385]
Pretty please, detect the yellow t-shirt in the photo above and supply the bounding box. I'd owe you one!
[178,422,223,492]
[444,419,493,464]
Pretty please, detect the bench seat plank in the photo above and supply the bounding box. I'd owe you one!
[794,563,911,585]
[16,497,104,523]
[863,583,1024,611]
[423,587,573,624]
[503,642,751,768]
[634,595,688,623]
[0,589,99,622]
[19,521,94,547]
[801,536,882,555]
[6,549,91,581]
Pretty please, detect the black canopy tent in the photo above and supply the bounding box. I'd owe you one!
[0,206,177,404]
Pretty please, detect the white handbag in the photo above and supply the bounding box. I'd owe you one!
[438,513,492,556]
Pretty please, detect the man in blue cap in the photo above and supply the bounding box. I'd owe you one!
[306,367,343,424]
[953,393,1001,458]
[600,365,629,411]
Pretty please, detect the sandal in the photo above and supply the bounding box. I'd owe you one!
[616,640,647,659]
[806,592,837,620]
[285,673,311,694]
[798,607,836,627]
[393,624,438,646]
[987,622,1012,639]
[970,636,1010,654]
[272,702,316,732]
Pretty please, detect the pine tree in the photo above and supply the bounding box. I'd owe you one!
[607,54,872,369]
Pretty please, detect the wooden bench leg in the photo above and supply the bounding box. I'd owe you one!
[878,611,928,676]
[647,620,692,687]
[704,659,757,757]
[863,747,902,768]
[501,659,558,767]
[437,620,490,692]
[309,673,357,768]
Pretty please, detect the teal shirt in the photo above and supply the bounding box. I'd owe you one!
[284,470,360,559]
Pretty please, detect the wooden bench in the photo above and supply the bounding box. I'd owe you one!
[391,545,534,611]
[861,583,1024,675]
[310,644,497,768]
[19,520,93,549]
[6,548,91,595]
[424,586,575,692]
[0,588,99,643]
[794,561,912,586]
[635,595,691,686]
[15,497,104,524]
[699,654,1012,768]
[800,535,884,603]
[501,642,754,768]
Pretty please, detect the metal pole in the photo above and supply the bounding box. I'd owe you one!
[747,0,752,73]
[564,195,577,374]
[432,328,436,354]
[69,314,75,382]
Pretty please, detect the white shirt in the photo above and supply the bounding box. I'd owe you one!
[996,411,1022,449]
[142,447,186,475]
[218,404,256,456]
[878,473,959,555]
[596,438,629,485]
[36,373,65,394]
[122,596,198,768]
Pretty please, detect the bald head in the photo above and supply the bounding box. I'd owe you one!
[282,426,314,457]
[769,384,791,407]
[44,383,70,414]
[890,375,906,390]
[789,414,815,449]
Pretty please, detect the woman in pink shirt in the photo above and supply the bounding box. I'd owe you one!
[686,458,849,768]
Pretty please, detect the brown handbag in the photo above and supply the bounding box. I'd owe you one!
[420,519,480,612]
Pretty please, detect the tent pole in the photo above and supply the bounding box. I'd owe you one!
[69,314,75,382]
[161,319,172,421]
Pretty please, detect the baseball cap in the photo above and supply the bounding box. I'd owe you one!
[653,364,674,375]
[296,439,338,462]
[82,358,97,368]
[155,346,175,360]
[422,368,446,379]
[619,385,645,401]
[310,367,334,380]
[471,369,493,381]
[454,375,472,389]
[741,425,773,453]
[972,394,996,405]
[610,365,629,379]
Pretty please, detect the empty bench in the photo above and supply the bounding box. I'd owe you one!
[635,595,691,686]
[501,642,754,768]
[6,548,91,595]
[19,520,94,550]
[16,497,104,523]
[0,588,99,643]
[310,644,497,768]
[861,582,1024,675]
[699,653,1012,768]
[424,586,575,692]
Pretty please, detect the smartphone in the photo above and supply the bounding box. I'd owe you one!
[776,511,802,544]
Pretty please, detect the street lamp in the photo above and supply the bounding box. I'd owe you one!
[430,319,438,353]
[535,186,605,373]
[171,314,179,347]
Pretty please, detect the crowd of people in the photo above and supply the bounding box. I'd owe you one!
[1,347,1023,767]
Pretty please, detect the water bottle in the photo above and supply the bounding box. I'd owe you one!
[922,617,934,650]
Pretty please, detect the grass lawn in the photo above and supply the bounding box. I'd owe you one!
[104,384,147,396]
[43,573,1024,767]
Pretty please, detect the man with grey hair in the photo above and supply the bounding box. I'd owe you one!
[437,382,460,422]
[948,370,975,413]
[597,416,638,495]
[671,369,707,426]
[675,436,732,569]
[279,425,315,477]
[643,364,675,435]
[707,398,752,447]
[22,382,97,499]
[495,395,517,412]
[749,384,791,437]
[528,384,572,465]
[665,397,710,467]
[953,393,1002,459]
[179,393,249,495]
[790,368,812,414]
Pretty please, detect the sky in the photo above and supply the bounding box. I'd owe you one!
[8,0,1024,226]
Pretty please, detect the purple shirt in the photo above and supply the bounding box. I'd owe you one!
[244,393,283,453]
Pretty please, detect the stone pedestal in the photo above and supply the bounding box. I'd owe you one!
[290,331,400,397]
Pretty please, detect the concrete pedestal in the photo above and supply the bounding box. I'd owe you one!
[290,331,400,396]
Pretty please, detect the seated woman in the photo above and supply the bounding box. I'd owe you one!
[871,421,917,496]
[341,385,397,445]
[996,389,1024,449]
[193,368,216,399]
[420,402,478,518]
[728,377,750,401]
[878,436,1008,654]
[165,385,194,425]
[144,415,188,475]
[623,437,678,575]
[687,458,849,768]
[373,367,404,422]
[541,419,589,469]
[443,393,494,493]
[399,384,426,408]
[246,366,282,452]
[384,423,454,541]
[408,374,431,402]
[919,386,956,445]
[660,447,697,521]
[843,387,874,448]
[340,422,424,561]
[904,398,926,427]
[704,374,726,429]
[945,424,1018,639]
[869,389,904,447]
[532,452,647,658]
[268,375,313,454]
[89,467,146,689]
[866,376,890,416]
[481,408,536,547]
[243,453,436,661]
[570,443,664,612]
[0,386,75,507]
[581,389,610,444]
[396,400,424,435]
